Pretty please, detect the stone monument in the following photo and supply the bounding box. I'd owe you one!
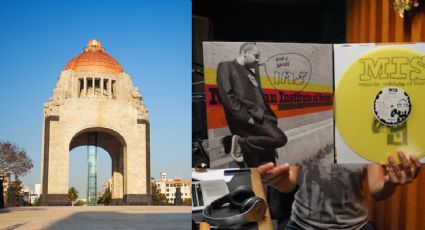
[40,40,151,205]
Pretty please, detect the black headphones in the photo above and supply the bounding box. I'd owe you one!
[202,185,267,227]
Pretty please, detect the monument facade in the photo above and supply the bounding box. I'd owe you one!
[40,40,150,205]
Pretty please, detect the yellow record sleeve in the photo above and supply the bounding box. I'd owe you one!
[335,47,425,163]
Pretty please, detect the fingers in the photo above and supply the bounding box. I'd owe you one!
[383,174,390,183]
[410,154,421,169]
[388,155,403,180]
[409,154,422,178]
[397,150,410,171]
[262,163,290,183]
[385,165,399,185]
[398,150,414,179]
[396,150,422,179]
[385,150,422,185]
[265,172,290,186]
[257,162,275,175]
[259,163,290,185]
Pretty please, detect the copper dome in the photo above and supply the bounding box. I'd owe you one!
[64,40,124,74]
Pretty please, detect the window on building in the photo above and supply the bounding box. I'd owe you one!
[103,79,108,96]
[94,79,100,88]
[78,78,116,98]
[79,79,84,97]
[87,78,93,91]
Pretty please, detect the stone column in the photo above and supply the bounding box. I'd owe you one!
[112,152,124,205]
[124,121,151,205]
[100,78,104,97]
[40,115,69,205]
[92,76,96,97]
[83,77,87,98]
[108,79,112,99]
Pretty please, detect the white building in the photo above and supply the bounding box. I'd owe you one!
[34,184,41,197]
[160,172,167,181]
[99,178,113,196]
[154,173,191,204]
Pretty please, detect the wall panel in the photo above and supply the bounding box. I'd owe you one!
[347,1,425,229]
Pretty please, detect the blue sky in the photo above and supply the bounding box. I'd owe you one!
[0,1,191,198]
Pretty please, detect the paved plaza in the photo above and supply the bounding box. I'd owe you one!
[0,206,191,230]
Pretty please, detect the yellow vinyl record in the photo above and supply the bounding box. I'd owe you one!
[335,46,425,163]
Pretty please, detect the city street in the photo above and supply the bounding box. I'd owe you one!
[0,206,191,230]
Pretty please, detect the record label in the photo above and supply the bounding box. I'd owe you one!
[373,87,411,126]
[335,47,425,163]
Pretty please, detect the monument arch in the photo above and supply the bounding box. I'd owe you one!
[40,40,150,205]
[69,127,126,205]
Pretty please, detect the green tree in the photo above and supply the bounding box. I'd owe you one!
[97,187,112,205]
[68,187,79,204]
[183,198,192,206]
[34,196,40,206]
[74,200,86,206]
[151,181,168,205]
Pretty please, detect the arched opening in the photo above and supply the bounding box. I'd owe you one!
[69,146,112,205]
[69,127,127,205]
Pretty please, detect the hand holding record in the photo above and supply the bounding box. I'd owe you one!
[384,150,421,185]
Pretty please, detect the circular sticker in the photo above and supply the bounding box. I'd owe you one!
[373,87,411,126]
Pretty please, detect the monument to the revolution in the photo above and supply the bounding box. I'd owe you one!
[40,40,150,205]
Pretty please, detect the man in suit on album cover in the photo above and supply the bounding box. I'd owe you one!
[217,42,287,167]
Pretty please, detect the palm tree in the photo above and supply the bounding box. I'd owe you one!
[68,187,79,205]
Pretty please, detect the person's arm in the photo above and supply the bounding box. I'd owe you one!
[257,162,299,193]
[216,62,252,124]
[367,164,396,201]
[367,150,421,201]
